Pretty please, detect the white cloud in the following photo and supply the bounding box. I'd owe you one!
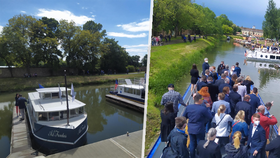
[36,9,94,25]
[126,48,148,53]
[107,32,147,38]
[21,11,26,13]
[117,19,150,32]
[122,44,148,48]
[0,25,3,34]
[92,15,95,18]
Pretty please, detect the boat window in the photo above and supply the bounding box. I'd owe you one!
[49,112,60,121]
[277,56,280,60]
[79,107,84,114]
[270,55,276,59]
[42,93,51,99]
[260,64,262,66]
[260,55,263,58]
[60,111,68,119]
[135,90,140,95]
[70,109,79,118]
[38,112,48,121]
[265,55,268,58]
[52,92,59,99]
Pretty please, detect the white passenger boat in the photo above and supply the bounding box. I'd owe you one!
[26,87,88,154]
[246,47,280,63]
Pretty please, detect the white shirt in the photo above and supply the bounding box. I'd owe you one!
[212,113,233,137]
[250,125,258,146]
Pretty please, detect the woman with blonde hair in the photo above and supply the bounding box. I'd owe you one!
[225,131,248,158]
[197,128,222,158]
[212,105,233,148]
[230,110,248,145]
[242,75,254,94]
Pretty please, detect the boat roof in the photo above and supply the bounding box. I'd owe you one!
[36,87,70,93]
[28,92,85,112]
[118,84,144,89]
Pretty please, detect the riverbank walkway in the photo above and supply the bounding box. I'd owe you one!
[7,107,43,158]
[105,94,144,112]
[46,130,143,158]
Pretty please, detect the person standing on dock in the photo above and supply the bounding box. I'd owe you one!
[161,84,186,114]
[15,93,20,117]
[202,58,210,75]
[18,94,27,121]
[183,93,212,158]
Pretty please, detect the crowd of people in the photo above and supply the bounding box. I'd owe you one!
[160,58,280,158]
[151,33,171,46]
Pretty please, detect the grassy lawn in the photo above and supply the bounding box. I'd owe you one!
[0,73,144,93]
[145,36,222,155]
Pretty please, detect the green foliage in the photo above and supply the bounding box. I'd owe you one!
[128,55,141,67]
[126,65,135,72]
[222,24,233,35]
[263,0,280,40]
[141,54,148,67]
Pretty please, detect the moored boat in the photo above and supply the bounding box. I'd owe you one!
[246,47,280,63]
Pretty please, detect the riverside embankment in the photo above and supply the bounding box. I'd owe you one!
[145,36,226,154]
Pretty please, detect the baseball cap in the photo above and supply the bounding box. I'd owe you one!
[168,84,174,88]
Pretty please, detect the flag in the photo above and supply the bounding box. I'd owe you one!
[244,50,247,57]
[115,79,118,90]
[39,84,44,88]
[71,83,75,102]
[58,84,62,105]
[265,40,267,46]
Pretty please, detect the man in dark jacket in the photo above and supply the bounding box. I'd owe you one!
[217,61,225,75]
[202,76,219,102]
[229,85,242,118]
[202,58,209,75]
[219,78,232,93]
[265,125,280,158]
[215,73,226,87]
[197,75,207,91]
[18,94,27,121]
[221,65,230,74]
[165,116,189,158]
[249,87,261,115]
[234,62,241,77]
[235,95,252,125]
[183,93,212,158]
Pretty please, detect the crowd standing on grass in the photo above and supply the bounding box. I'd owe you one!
[160,58,279,158]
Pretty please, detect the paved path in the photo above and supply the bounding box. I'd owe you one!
[105,94,144,112]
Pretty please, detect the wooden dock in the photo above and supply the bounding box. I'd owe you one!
[105,94,144,113]
[45,130,143,158]
[7,107,43,158]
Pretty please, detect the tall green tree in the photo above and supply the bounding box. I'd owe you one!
[263,0,280,40]
[0,36,16,77]
[127,55,141,67]
[141,54,147,67]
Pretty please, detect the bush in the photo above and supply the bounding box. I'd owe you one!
[126,65,135,72]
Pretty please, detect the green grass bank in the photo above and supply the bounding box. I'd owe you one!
[0,73,144,93]
[145,36,225,155]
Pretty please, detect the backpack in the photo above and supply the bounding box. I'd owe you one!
[161,142,183,158]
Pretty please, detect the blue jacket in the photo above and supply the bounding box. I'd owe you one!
[235,101,252,125]
[18,97,27,109]
[167,128,189,158]
[247,124,266,154]
[231,121,248,139]
[249,94,261,115]
[234,67,241,77]
[224,94,230,103]
[197,81,207,91]
[183,104,212,134]
[218,84,232,93]
[202,62,210,75]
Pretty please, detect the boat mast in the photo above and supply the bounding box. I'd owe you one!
[64,70,70,126]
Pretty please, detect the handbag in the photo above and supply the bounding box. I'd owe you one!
[211,114,226,128]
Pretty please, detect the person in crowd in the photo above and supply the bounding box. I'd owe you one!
[230,110,248,145]
[225,131,248,158]
[247,113,266,158]
[229,85,242,118]
[236,78,247,101]
[194,34,196,42]
[215,73,226,87]
[212,105,233,148]
[218,61,225,75]
[219,78,232,93]
[168,34,171,42]
[198,87,212,107]
[166,116,189,158]
[224,70,233,85]
[235,95,252,125]
[265,125,280,158]
[221,65,230,75]
[203,76,219,102]
[231,74,238,87]
[212,93,231,115]
[183,93,212,158]
[188,34,191,43]
[202,58,210,75]
[242,76,254,94]
[234,62,241,77]
[18,94,27,121]
[160,102,176,143]
[254,105,277,141]
[197,128,222,158]
[15,93,20,117]
[205,69,211,78]
[261,102,273,117]
[190,64,200,96]
[161,84,186,114]
[230,65,236,77]
[197,75,207,91]
[249,87,261,116]
[222,87,230,103]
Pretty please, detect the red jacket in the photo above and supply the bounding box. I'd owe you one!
[251,112,278,139]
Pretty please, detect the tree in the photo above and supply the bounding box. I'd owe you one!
[141,54,148,67]
[222,25,233,35]
[83,20,106,37]
[127,55,140,67]
[0,36,16,77]
[262,0,280,40]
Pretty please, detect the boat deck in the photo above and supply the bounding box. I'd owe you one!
[105,94,144,112]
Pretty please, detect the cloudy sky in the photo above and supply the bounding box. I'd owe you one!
[194,0,280,30]
[0,0,151,59]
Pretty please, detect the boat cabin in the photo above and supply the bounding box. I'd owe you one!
[117,84,145,99]
[28,87,86,122]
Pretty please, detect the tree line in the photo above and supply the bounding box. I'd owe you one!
[0,14,147,77]
[152,0,241,36]
[263,0,280,41]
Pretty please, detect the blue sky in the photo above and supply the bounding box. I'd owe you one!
[194,0,280,30]
[0,0,151,59]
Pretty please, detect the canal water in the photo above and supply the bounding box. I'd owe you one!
[177,40,280,123]
[0,83,143,158]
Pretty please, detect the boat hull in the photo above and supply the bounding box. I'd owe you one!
[246,57,280,63]
[116,93,144,104]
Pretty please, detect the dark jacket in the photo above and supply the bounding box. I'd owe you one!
[234,67,241,77]
[249,94,261,116]
[225,143,248,158]
[224,94,230,103]
[221,68,229,74]
[18,97,27,109]
[197,140,222,158]
[167,128,189,158]
[265,135,280,158]
[217,64,225,75]
[215,78,225,87]
[229,91,242,117]
[242,80,254,94]
[183,104,212,135]
[197,81,207,91]
[235,101,252,125]
[202,83,219,102]
[160,110,176,142]
[247,124,266,155]
[15,96,19,106]
[202,62,210,75]
[219,84,232,93]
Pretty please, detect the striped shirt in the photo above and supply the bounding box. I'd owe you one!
[161,90,186,113]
